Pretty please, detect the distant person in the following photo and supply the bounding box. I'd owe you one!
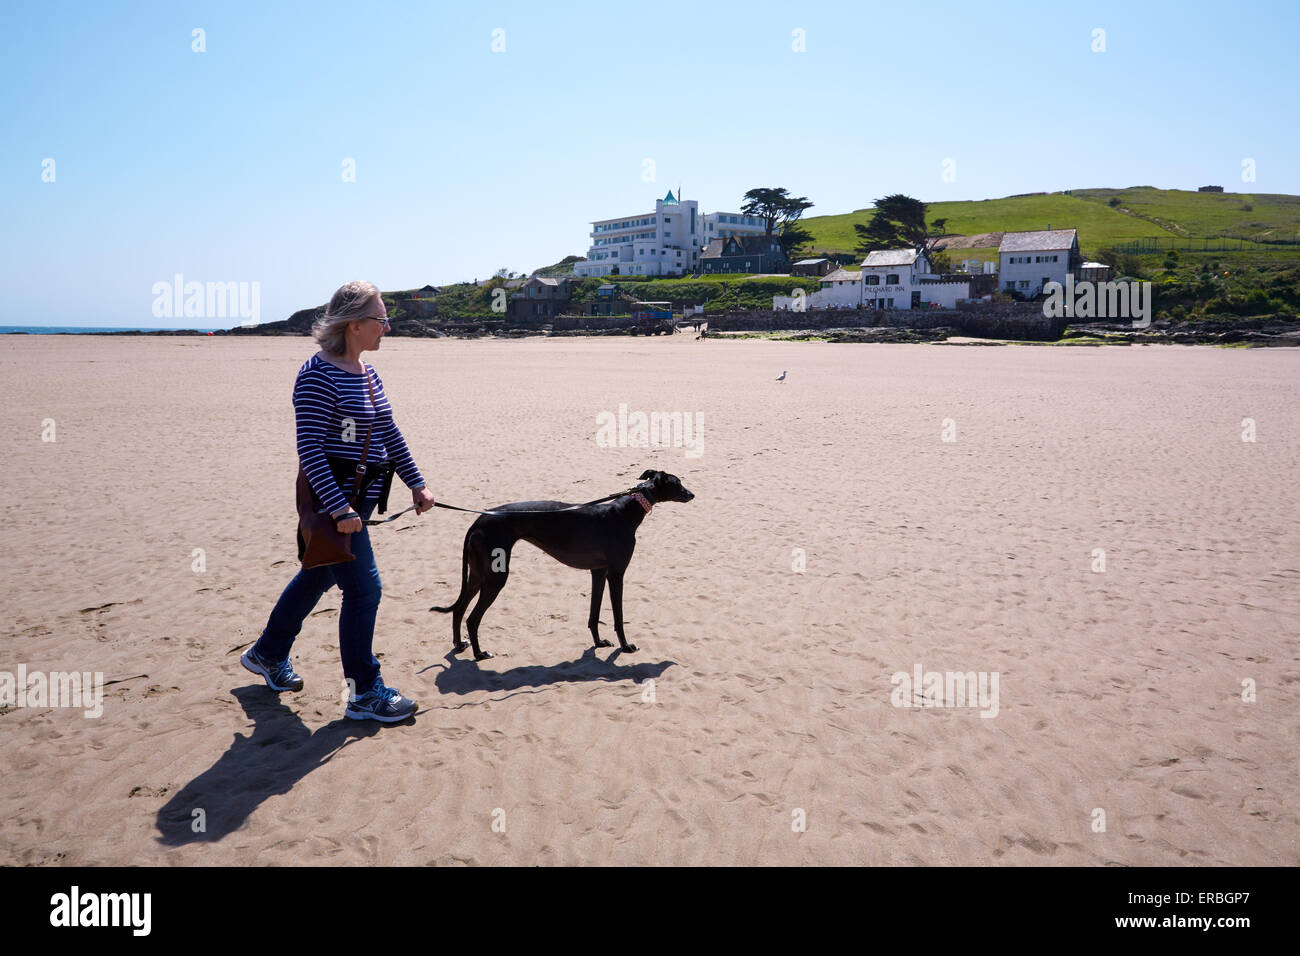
[242,280,436,723]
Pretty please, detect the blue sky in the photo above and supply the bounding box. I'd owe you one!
[1,0,1296,327]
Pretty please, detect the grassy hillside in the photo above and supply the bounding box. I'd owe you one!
[1071,187,1300,241]
[798,188,1300,259]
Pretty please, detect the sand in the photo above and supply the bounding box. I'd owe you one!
[1,333,1297,866]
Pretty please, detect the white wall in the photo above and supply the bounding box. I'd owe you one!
[915,281,970,309]
[998,249,1070,296]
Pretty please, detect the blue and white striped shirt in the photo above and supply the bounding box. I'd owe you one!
[294,354,425,515]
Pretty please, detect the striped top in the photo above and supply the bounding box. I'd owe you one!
[294,353,425,515]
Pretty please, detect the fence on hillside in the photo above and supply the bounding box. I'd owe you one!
[1106,235,1299,255]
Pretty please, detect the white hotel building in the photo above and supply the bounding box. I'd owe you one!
[703,211,766,242]
[574,192,767,278]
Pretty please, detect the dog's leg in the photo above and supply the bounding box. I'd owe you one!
[436,530,485,654]
[465,563,508,662]
[450,556,483,654]
[589,569,612,648]
[607,571,637,653]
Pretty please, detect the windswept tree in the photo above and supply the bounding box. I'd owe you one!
[741,187,814,239]
[853,194,946,258]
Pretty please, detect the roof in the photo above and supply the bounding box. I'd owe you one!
[862,249,920,268]
[702,235,781,258]
[998,229,1077,253]
[662,190,678,205]
[821,268,859,283]
[795,258,829,265]
[597,283,616,290]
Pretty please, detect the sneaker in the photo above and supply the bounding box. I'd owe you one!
[345,681,417,723]
[241,647,305,692]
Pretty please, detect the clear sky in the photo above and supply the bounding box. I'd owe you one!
[2,0,1296,327]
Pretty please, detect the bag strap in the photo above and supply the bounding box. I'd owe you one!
[343,366,379,509]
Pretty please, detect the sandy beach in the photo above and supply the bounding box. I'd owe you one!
[1,333,1297,866]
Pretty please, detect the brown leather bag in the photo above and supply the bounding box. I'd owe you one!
[295,366,379,569]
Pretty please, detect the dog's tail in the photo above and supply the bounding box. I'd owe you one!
[429,532,472,613]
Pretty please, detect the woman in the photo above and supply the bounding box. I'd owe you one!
[242,281,436,723]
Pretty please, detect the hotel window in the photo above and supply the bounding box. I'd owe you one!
[886,274,899,285]
[1019,280,1030,289]
[865,275,880,285]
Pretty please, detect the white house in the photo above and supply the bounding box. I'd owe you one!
[997,229,1080,296]
[773,247,972,311]
[574,191,702,277]
[860,249,926,310]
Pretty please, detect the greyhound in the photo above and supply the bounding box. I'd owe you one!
[431,470,694,661]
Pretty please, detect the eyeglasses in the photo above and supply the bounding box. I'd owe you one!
[361,316,391,327]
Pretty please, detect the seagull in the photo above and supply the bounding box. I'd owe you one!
[775,370,787,384]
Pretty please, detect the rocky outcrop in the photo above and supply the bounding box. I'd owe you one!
[707,303,1064,340]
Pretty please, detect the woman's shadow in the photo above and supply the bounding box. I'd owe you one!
[157,650,673,846]
[155,686,382,847]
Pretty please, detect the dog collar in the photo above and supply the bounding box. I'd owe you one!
[630,492,653,514]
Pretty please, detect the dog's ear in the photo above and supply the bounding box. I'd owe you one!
[638,469,657,481]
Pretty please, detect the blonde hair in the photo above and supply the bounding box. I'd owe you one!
[313,280,380,355]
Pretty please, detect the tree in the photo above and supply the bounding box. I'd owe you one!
[777,222,813,259]
[853,194,947,260]
[741,187,814,239]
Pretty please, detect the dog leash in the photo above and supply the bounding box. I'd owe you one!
[362,485,649,526]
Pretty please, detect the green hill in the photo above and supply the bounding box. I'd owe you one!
[798,187,1300,262]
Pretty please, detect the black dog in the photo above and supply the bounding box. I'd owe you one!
[431,470,694,660]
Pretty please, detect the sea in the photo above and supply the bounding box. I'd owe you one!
[1,326,222,334]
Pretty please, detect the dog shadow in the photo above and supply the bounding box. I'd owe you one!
[427,647,675,696]
[154,685,383,847]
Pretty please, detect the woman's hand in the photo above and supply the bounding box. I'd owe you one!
[332,507,362,534]
[413,487,436,516]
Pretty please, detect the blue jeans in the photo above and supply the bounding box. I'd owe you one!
[255,498,383,694]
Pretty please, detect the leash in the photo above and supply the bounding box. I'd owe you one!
[362,485,649,526]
